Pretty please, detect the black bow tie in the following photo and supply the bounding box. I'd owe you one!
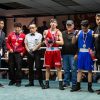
[31,33,35,36]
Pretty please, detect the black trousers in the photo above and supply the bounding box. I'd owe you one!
[8,52,22,83]
[27,50,43,83]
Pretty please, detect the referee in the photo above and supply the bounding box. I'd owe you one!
[24,24,45,89]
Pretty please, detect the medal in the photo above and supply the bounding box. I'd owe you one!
[83,32,87,48]
[83,44,86,48]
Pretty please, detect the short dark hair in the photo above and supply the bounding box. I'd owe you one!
[14,23,22,28]
[50,18,57,23]
[96,13,100,17]
[81,20,89,27]
[66,20,74,25]
[43,21,46,24]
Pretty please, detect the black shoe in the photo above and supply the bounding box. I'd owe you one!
[0,83,4,87]
[88,88,94,93]
[97,91,100,95]
[39,80,45,89]
[96,89,100,92]
[88,82,94,93]
[70,82,81,92]
[45,81,50,89]
[70,86,79,92]
[59,81,64,90]
[40,83,45,89]
[8,81,15,86]
[25,83,34,87]
[70,86,81,92]
[16,82,21,87]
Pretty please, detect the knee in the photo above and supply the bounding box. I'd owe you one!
[57,68,62,72]
[46,68,50,72]
[78,70,82,73]
[88,71,92,74]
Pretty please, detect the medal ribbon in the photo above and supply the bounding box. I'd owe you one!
[83,32,87,48]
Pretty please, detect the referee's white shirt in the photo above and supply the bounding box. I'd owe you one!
[24,32,42,50]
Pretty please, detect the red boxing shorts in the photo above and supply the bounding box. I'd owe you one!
[44,47,62,68]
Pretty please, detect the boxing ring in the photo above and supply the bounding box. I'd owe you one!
[0,47,100,72]
[0,47,100,100]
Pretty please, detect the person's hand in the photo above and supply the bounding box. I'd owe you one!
[30,49,33,52]
[28,49,33,54]
[4,53,8,58]
[41,41,45,44]
[4,52,8,62]
[74,54,78,60]
[75,30,80,38]
[93,34,99,38]
[29,49,34,56]
[74,30,79,36]
[20,53,23,56]
[9,49,13,53]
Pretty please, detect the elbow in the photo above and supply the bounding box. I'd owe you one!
[60,41,64,46]
[62,41,64,45]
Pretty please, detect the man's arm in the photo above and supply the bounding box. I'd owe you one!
[72,35,77,44]
[92,33,99,38]
[43,30,47,40]
[2,33,7,54]
[55,31,64,45]
[72,31,79,44]
[6,34,13,53]
[24,36,30,52]
[21,34,26,56]
[42,30,48,45]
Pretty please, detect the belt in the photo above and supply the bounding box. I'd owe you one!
[79,48,89,52]
[46,47,59,51]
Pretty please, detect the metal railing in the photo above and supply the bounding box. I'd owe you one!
[0,47,100,73]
